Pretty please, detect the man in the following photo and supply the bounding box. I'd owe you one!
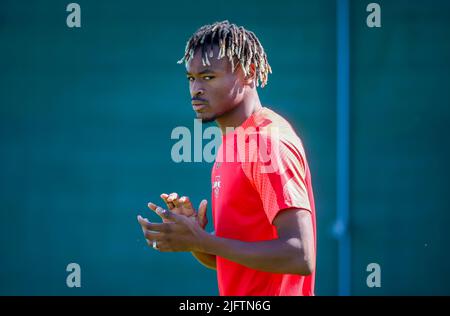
[137,20,316,296]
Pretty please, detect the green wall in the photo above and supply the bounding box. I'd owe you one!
[0,0,448,295]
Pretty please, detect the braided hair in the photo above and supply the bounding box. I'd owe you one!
[177,20,272,88]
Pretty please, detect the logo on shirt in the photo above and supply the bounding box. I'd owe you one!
[213,176,221,198]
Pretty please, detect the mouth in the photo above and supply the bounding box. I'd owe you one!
[192,103,208,112]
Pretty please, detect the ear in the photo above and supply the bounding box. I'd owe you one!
[244,64,257,85]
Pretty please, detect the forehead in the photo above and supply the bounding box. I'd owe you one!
[186,45,232,74]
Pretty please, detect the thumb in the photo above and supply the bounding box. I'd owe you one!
[197,200,208,225]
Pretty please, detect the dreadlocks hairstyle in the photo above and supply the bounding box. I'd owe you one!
[177,20,272,88]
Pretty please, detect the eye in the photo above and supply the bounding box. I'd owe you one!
[203,76,214,81]
[187,76,194,82]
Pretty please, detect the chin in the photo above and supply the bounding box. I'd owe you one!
[197,112,216,124]
[201,117,216,124]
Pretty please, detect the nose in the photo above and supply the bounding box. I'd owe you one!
[190,80,205,98]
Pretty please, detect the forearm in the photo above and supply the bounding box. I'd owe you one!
[191,251,216,270]
[191,230,216,270]
[199,234,313,275]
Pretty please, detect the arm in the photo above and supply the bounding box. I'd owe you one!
[191,251,216,270]
[139,202,314,275]
[191,231,216,270]
[199,208,315,275]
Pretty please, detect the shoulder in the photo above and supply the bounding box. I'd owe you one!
[239,107,309,172]
[256,114,307,164]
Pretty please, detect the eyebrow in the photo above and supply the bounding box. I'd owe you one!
[186,69,217,75]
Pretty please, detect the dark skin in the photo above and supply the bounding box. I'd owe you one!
[186,45,263,133]
[137,45,315,275]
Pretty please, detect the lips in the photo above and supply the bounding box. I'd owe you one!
[192,100,208,112]
[192,104,207,112]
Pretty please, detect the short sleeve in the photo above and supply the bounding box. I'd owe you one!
[245,135,312,224]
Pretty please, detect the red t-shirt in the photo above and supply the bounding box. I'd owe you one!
[211,107,316,296]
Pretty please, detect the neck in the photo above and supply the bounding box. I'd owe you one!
[215,90,262,134]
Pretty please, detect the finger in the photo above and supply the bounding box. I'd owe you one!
[143,230,162,241]
[146,239,163,251]
[154,205,183,224]
[137,215,150,230]
[167,192,180,207]
[138,216,166,233]
[154,242,169,252]
[198,200,208,220]
[149,202,174,223]
[137,215,148,233]
[197,200,208,227]
[179,196,194,210]
[147,202,158,212]
[149,202,168,220]
[148,202,168,217]
[160,193,175,210]
[137,215,168,232]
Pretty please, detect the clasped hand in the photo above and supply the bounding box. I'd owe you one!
[137,193,209,252]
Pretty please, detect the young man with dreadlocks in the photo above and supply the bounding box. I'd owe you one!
[137,21,317,296]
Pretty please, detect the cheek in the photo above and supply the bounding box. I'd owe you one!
[212,78,242,101]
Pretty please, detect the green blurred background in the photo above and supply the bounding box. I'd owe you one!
[0,0,449,295]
